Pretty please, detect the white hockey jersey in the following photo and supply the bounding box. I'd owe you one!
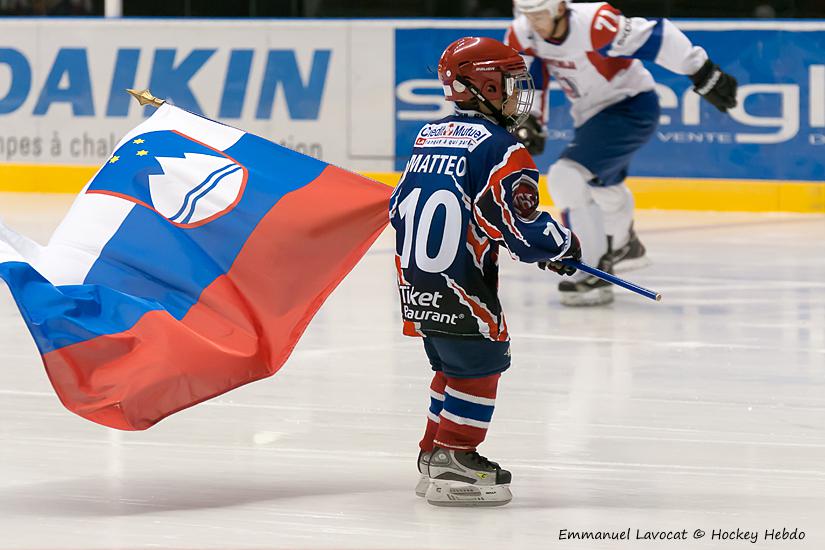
[505,2,709,127]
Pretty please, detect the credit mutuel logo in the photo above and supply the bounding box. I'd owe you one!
[414,122,492,151]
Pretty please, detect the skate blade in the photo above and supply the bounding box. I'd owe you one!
[560,287,614,307]
[613,255,652,273]
[425,480,512,507]
[415,475,430,498]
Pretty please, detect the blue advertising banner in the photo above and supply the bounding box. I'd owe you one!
[395,24,825,181]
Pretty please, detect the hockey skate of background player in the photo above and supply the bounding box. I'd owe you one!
[506,0,738,306]
[389,37,581,506]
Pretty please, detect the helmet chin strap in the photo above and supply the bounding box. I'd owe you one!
[456,75,515,129]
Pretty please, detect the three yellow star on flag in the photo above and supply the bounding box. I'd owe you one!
[136,150,149,157]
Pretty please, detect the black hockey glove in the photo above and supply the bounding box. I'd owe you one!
[691,59,738,113]
[539,231,581,276]
[512,114,546,156]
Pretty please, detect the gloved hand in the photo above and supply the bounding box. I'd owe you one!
[512,114,546,156]
[538,231,581,276]
[691,59,738,113]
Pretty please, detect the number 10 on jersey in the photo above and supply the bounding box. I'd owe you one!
[398,188,463,273]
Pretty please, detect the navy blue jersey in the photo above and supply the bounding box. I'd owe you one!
[390,112,573,341]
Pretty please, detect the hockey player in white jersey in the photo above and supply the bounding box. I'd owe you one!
[506,0,738,306]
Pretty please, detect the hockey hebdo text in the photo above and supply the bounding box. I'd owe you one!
[557,527,806,544]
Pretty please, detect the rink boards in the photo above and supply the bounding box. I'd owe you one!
[0,18,823,211]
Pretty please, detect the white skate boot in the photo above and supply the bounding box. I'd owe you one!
[415,450,431,497]
[609,224,651,273]
[558,254,614,307]
[424,447,513,507]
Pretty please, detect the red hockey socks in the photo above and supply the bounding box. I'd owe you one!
[419,371,448,452]
[433,373,500,451]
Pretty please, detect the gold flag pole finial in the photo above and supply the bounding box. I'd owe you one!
[126,88,165,108]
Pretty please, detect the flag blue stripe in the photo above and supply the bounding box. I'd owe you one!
[0,261,165,356]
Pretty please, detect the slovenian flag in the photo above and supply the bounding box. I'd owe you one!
[0,104,391,430]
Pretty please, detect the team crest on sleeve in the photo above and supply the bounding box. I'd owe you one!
[415,122,492,151]
[86,130,248,228]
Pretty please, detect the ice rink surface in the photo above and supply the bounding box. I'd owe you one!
[1,192,824,550]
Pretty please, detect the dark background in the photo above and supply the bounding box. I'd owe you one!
[1,0,823,18]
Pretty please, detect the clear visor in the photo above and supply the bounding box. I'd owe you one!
[502,71,535,128]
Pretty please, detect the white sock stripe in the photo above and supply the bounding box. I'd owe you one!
[444,386,496,407]
[440,410,491,429]
[427,411,441,424]
[429,389,445,401]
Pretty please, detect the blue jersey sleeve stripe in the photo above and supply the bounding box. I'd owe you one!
[633,18,665,61]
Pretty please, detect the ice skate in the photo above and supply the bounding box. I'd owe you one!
[558,255,614,306]
[424,447,512,507]
[609,225,650,273]
[415,450,431,497]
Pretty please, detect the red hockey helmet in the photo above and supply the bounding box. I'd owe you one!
[437,37,534,128]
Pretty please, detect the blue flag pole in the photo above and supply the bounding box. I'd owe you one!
[561,260,662,302]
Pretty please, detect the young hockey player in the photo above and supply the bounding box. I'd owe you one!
[390,37,581,507]
[506,0,738,305]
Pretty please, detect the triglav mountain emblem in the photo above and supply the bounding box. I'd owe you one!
[149,153,246,226]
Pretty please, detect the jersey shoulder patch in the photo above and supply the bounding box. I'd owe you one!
[415,120,493,152]
[589,3,623,50]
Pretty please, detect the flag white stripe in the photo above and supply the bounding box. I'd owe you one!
[35,193,136,285]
